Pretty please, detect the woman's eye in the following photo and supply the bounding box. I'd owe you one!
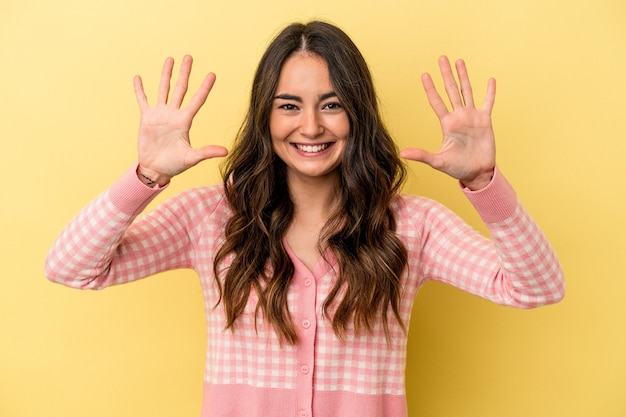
[279,103,298,111]
[323,102,343,110]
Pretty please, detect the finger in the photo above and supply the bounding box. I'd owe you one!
[482,77,496,115]
[185,72,217,117]
[421,72,449,119]
[400,148,435,165]
[438,56,463,110]
[401,147,447,173]
[198,145,229,159]
[186,145,229,167]
[455,59,475,108]
[157,57,175,105]
[133,75,149,111]
[170,55,193,108]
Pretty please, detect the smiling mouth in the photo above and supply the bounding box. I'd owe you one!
[294,143,331,153]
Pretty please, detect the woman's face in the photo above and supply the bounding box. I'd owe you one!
[269,52,349,185]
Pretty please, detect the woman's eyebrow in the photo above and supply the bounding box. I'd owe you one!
[273,91,337,101]
[273,93,302,102]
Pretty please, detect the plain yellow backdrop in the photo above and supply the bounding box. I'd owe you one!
[1,0,625,416]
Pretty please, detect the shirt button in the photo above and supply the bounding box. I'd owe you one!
[300,365,309,375]
[302,319,311,329]
[304,278,312,287]
[298,410,308,417]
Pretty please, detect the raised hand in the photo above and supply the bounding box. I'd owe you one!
[133,55,228,185]
[401,56,496,190]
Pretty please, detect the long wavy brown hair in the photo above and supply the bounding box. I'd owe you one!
[214,21,408,344]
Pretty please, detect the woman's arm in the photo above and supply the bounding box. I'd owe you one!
[401,56,564,306]
[407,168,565,308]
[44,165,189,289]
[45,55,228,288]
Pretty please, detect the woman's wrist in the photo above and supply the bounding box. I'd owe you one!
[136,165,171,187]
[460,169,495,191]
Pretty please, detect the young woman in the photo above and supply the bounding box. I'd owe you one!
[46,21,565,417]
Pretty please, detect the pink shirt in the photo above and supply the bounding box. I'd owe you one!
[45,165,565,417]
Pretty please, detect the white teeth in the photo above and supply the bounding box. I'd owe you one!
[295,143,330,153]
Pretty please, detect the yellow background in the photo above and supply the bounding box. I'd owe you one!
[1,0,625,416]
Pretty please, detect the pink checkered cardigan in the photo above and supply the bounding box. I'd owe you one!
[45,164,565,417]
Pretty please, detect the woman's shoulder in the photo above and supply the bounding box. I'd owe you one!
[391,193,459,237]
[391,193,447,217]
[162,183,232,221]
[177,183,226,201]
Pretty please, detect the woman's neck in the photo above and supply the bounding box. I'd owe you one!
[284,172,340,270]
[287,172,340,221]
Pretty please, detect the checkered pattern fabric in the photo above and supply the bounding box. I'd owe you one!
[45,164,565,417]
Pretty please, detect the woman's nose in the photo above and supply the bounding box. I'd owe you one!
[299,109,324,138]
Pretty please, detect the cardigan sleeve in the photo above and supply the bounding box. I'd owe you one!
[406,167,565,308]
[44,164,202,289]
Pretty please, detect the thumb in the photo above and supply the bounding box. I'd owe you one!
[198,145,229,159]
[186,145,229,167]
[400,148,436,166]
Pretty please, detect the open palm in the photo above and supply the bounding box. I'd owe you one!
[134,55,228,184]
[401,56,496,190]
